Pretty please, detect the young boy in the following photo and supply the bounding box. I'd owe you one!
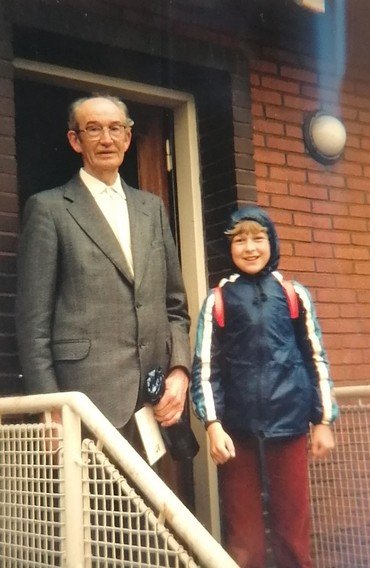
[191,205,338,568]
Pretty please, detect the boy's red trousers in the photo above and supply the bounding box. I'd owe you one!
[219,435,313,568]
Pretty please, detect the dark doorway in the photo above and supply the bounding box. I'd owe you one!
[14,80,139,211]
[15,79,179,244]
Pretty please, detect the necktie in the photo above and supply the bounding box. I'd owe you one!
[105,186,134,276]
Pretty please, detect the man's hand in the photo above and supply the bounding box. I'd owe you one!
[153,367,189,427]
[207,422,235,465]
[311,423,335,459]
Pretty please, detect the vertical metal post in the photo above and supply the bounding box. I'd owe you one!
[62,404,85,568]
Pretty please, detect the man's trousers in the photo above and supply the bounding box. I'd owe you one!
[219,435,313,568]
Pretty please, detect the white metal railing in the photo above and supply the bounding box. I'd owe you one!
[0,392,238,568]
[309,385,370,568]
[1,386,369,567]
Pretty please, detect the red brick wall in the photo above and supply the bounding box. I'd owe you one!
[249,51,370,387]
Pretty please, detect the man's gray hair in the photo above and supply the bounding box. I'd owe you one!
[68,94,134,130]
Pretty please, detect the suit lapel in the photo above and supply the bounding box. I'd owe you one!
[124,182,152,291]
[64,176,134,283]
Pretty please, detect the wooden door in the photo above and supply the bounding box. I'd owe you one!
[128,103,194,510]
[127,103,180,250]
[131,104,171,210]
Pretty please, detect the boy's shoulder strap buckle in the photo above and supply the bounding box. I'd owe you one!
[212,277,299,327]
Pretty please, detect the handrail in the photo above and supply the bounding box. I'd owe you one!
[334,385,370,399]
[0,392,238,568]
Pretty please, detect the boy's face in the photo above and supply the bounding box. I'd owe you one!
[231,230,271,275]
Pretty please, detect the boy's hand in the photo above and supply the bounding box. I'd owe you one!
[311,423,335,459]
[207,422,236,465]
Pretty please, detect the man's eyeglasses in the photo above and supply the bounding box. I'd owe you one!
[75,123,132,140]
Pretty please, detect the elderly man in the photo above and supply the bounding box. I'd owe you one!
[16,95,191,435]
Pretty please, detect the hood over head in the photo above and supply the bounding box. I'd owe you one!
[226,205,280,274]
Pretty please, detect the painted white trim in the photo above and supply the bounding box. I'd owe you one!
[13,58,192,107]
[13,58,220,538]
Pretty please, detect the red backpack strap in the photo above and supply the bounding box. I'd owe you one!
[213,279,298,324]
[281,280,299,320]
[213,286,225,327]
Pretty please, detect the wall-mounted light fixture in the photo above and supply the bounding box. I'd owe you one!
[303,111,347,165]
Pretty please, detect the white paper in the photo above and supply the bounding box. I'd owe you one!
[134,405,166,465]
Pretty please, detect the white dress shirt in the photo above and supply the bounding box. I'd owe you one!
[79,168,134,276]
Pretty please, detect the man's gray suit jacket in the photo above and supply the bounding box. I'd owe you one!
[16,176,191,427]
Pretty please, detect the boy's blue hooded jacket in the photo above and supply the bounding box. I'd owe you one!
[191,205,338,439]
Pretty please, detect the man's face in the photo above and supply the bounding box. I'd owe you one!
[67,97,132,181]
[231,230,271,275]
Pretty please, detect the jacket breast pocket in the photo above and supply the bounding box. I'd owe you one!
[52,339,91,361]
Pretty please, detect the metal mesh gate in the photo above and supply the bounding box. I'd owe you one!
[82,440,198,567]
[0,393,238,568]
[309,400,370,568]
[1,389,369,567]
[0,423,64,567]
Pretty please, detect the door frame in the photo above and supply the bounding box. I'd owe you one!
[13,58,221,539]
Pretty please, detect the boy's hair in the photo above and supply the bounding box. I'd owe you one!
[225,219,268,241]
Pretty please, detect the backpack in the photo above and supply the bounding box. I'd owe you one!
[213,279,299,328]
